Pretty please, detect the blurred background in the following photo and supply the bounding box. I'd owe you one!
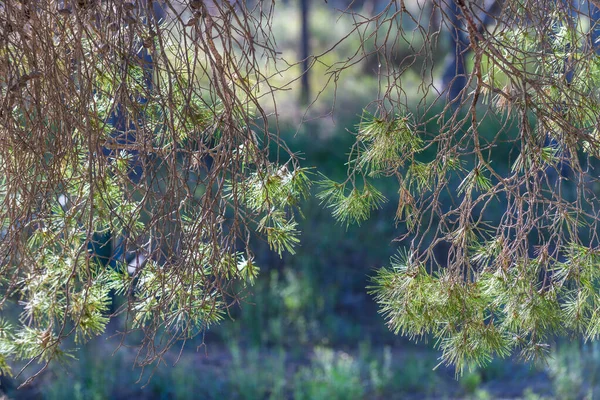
[2,1,600,398]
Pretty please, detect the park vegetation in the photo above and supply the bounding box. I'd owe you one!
[2,0,600,389]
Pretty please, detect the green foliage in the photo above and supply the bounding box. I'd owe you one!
[317,177,386,227]
[372,239,600,373]
[293,348,364,400]
[357,113,421,174]
[372,250,512,373]
[457,166,492,196]
[7,0,600,386]
[229,343,287,399]
[349,8,600,375]
[367,345,393,395]
[231,166,311,256]
[0,2,309,376]
[547,345,587,400]
[460,370,483,395]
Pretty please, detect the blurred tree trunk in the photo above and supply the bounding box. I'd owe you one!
[300,0,310,104]
[441,0,501,104]
[93,1,167,271]
[429,0,440,34]
[442,0,468,104]
[362,0,378,16]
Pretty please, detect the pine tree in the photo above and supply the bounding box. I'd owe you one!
[3,0,600,380]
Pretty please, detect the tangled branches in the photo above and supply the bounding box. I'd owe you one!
[3,0,600,381]
[351,0,600,371]
[0,0,307,381]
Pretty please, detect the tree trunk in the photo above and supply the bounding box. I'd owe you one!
[300,0,310,105]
